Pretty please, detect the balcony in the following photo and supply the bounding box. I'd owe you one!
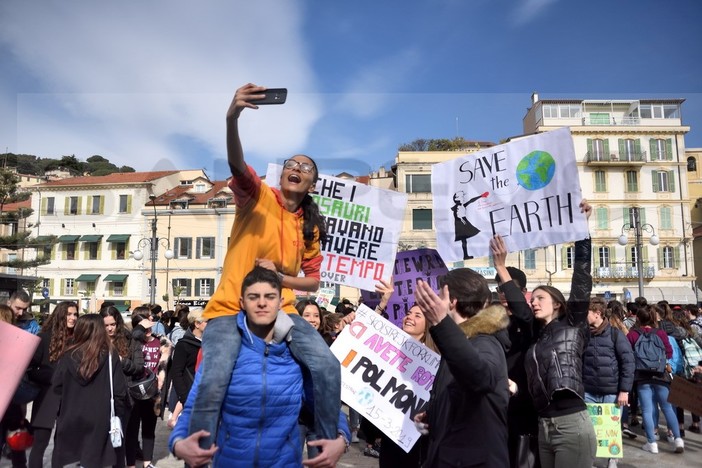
[582,115,641,126]
[593,262,656,281]
[585,150,647,166]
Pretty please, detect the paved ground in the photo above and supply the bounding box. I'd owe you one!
[3,409,700,467]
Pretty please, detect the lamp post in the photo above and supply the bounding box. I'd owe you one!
[132,195,174,305]
[618,206,659,299]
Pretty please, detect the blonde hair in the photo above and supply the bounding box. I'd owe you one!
[0,304,12,324]
[187,308,205,327]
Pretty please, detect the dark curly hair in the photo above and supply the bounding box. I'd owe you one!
[44,301,78,362]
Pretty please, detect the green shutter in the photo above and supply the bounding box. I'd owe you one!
[209,278,215,296]
[210,238,216,259]
[652,171,660,192]
[76,197,82,215]
[674,246,680,269]
[126,195,132,214]
[639,208,646,225]
[195,279,201,296]
[666,139,673,161]
[618,139,625,157]
[123,280,128,296]
[87,196,92,213]
[186,279,192,296]
[634,139,641,158]
[657,247,663,267]
[64,197,69,215]
[561,246,568,270]
[623,208,629,226]
[99,195,105,214]
[587,139,593,157]
[594,247,601,268]
[668,171,675,192]
[603,139,610,155]
[41,198,47,215]
[196,238,201,259]
[649,139,657,161]
[643,246,649,268]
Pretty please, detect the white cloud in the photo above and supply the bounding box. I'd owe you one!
[0,0,322,174]
[511,0,559,26]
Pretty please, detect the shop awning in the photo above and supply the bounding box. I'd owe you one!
[624,286,698,304]
[104,274,128,282]
[106,234,130,243]
[34,236,54,243]
[58,235,80,243]
[75,274,100,282]
[79,235,103,242]
[113,304,130,312]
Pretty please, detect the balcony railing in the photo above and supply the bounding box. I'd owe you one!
[582,115,641,126]
[585,150,647,164]
[593,263,656,281]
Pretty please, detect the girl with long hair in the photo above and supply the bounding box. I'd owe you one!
[52,314,129,468]
[27,301,78,468]
[189,83,340,457]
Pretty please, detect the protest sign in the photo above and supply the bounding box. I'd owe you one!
[431,127,589,262]
[266,164,407,291]
[668,377,702,415]
[587,403,623,459]
[315,287,335,310]
[0,321,41,417]
[360,248,449,328]
[330,304,440,452]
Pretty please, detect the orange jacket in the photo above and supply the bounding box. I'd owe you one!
[203,166,322,319]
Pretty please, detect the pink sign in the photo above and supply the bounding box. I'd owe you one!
[0,321,40,418]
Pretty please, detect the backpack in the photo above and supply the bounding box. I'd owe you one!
[667,336,684,376]
[633,328,667,374]
[680,336,702,379]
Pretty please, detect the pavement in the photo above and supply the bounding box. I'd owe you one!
[2,409,700,467]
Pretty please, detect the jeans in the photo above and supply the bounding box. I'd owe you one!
[584,392,617,404]
[348,406,360,431]
[538,410,596,468]
[638,383,680,443]
[189,314,341,449]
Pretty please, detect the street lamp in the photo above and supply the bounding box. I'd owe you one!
[618,206,659,299]
[131,195,174,305]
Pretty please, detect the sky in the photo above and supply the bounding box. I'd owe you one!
[1,0,701,180]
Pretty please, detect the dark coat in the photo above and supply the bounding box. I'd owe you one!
[583,323,635,395]
[171,329,201,404]
[121,325,147,379]
[423,306,510,467]
[52,349,129,468]
[525,238,592,414]
[27,330,62,430]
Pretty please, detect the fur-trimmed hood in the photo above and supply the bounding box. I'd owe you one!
[458,304,511,352]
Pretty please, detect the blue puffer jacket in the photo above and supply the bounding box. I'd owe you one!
[170,311,305,467]
[583,323,635,395]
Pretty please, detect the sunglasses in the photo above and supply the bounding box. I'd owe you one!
[283,159,315,174]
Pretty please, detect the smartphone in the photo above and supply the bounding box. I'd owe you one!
[251,88,287,105]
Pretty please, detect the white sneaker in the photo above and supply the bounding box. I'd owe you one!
[642,441,658,454]
[607,459,618,468]
[350,431,359,443]
[666,432,675,444]
[674,437,684,453]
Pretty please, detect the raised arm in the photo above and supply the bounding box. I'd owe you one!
[567,200,592,329]
[226,83,268,177]
[490,235,533,328]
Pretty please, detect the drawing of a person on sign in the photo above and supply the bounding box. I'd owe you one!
[452,190,489,259]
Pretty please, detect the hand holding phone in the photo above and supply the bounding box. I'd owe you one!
[250,88,287,105]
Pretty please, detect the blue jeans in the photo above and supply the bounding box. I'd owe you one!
[637,383,680,443]
[189,314,341,449]
[538,410,596,468]
[584,392,617,404]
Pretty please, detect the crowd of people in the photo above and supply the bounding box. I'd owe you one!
[3,82,702,468]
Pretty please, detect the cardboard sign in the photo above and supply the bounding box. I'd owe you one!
[330,304,440,452]
[315,287,336,310]
[431,128,589,262]
[0,321,41,417]
[360,248,449,328]
[266,165,407,291]
[668,377,702,415]
[587,404,623,459]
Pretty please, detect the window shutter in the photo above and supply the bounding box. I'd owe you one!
[41,198,47,215]
[76,197,82,215]
[639,208,646,225]
[587,139,593,156]
[618,139,625,157]
[49,279,54,296]
[174,238,180,258]
[97,242,102,261]
[111,243,116,260]
[123,280,128,296]
[172,279,177,295]
[186,279,192,296]
[195,279,201,296]
[666,139,673,161]
[668,171,675,192]
[561,246,568,270]
[64,197,69,215]
[186,238,192,259]
[209,278,215,296]
[99,195,105,214]
[649,139,657,161]
[196,238,201,259]
[652,171,660,192]
[210,238,216,259]
[657,247,663,267]
[87,196,92,213]
[603,139,610,155]
[674,247,680,269]
[634,139,641,157]
[642,246,649,268]
[61,279,66,295]
[127,195,132,214]
[594,248,601,268]
[623,208,629,225]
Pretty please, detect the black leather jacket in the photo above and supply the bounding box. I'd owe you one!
[525,238,592,413]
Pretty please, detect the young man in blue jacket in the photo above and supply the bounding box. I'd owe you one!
[169,266,348,467]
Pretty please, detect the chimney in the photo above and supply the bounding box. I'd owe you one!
[531,92,539,105]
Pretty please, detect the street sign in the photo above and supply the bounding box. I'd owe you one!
[604,291,611,300]
[41,288,49,299]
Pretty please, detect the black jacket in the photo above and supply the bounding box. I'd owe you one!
[171,329,201,404]
[525,238,592,414]
[28,330,61,430]
[583,322,635,395]
[423,306,510,467]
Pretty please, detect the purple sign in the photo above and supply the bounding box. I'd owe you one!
[360,248,449,328]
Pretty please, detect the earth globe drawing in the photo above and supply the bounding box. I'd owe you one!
[516,150,556,190]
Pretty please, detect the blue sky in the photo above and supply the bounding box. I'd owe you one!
[1,0,700,180]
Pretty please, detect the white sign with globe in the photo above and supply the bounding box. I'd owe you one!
[431,127,589,261]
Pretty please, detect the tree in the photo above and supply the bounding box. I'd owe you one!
[398,137,482,152]
[0,167,56,273]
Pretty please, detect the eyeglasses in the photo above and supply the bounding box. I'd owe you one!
[283,159,315,174]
